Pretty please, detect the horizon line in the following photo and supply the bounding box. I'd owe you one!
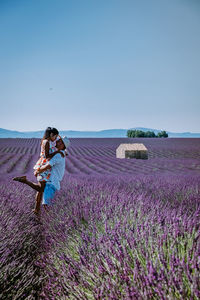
[1,127,200,134]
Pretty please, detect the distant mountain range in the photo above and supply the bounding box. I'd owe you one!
[0,127,200,138]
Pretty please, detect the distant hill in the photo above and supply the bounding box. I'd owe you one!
[0,127,200,138]
[0,128,26,138]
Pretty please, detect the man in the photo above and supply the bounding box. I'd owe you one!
[13,137,68,215]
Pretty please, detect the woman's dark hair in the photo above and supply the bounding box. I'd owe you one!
[41,127,59,144]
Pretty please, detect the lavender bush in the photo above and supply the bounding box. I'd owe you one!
[0,138,199,299]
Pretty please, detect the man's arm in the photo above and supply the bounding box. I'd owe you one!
[38,164,51,173]
[34,163,51,176]
[34,153,63,176]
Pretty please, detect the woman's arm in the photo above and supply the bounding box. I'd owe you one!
[44,140,50,158]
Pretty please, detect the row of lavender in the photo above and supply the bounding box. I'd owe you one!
[0,138,200,176]
[1,174,199,299]
[1,138,200,158]
[0,182,47,299]
[1,153,200,177]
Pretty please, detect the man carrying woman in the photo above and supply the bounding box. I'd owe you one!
[13,129,69,215]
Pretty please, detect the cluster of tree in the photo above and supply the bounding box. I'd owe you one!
[127,130,168,138]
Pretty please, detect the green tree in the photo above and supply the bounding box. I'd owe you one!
[127,129,168,138]
[145,131,156,138]
[127,130,134,137]
[157,130,168,138]
[135,130,145,137]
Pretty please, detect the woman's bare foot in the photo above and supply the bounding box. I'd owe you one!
[13,176,27,183]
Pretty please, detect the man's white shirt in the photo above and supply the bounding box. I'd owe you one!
[47,151,65,190]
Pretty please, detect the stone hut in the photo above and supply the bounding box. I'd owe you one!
[116,143,148,159]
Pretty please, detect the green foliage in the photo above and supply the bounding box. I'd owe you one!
[127,129,168,138]
[157,130,168,138]
[145,131,156,138]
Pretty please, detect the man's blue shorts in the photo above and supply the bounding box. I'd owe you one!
[42,183,57,206]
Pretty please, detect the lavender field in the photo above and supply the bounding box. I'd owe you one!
[0,138,200,299]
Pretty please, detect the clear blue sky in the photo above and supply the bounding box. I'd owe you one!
[0,0,200,132]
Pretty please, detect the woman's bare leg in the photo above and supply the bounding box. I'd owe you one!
[13,176,42,192]
[13,176,47,215]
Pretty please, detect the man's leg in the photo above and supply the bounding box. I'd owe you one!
[43,204,49,213]
[33,182,46,214]
[42,184,56,214]
[33,192,43,214]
